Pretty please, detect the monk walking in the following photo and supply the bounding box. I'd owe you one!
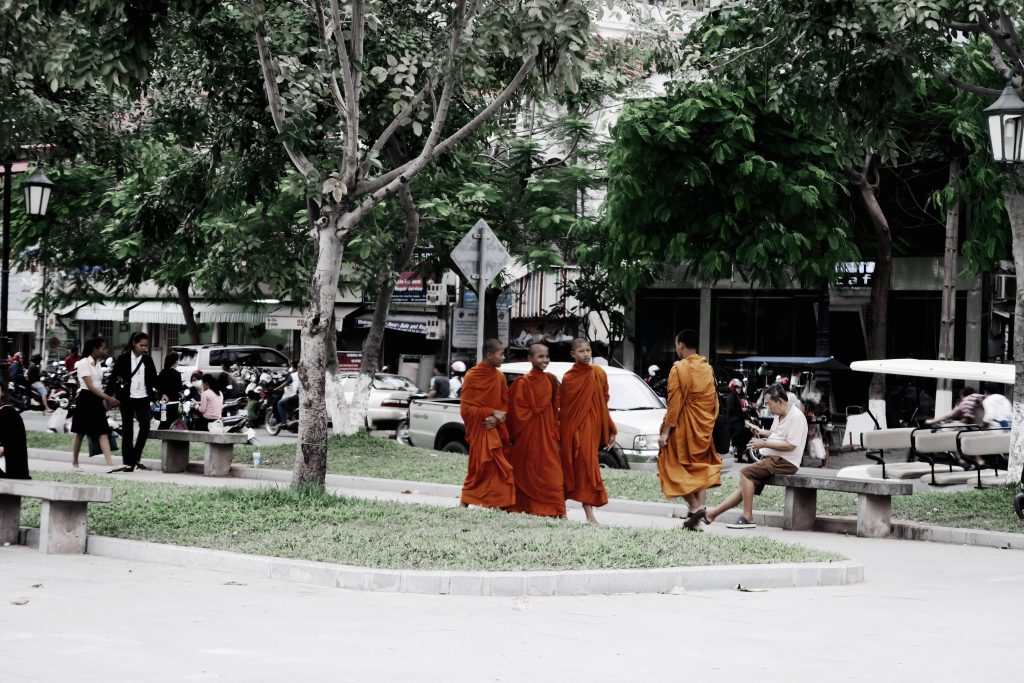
[507,343,565,518]
[459,338,515,509]
[560,338,616,524]
[657,329,722,531]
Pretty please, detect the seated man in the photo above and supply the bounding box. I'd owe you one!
[927,386,984,426]
[697,384,807,530]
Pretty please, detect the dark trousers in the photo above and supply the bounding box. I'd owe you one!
[120,398,152,467]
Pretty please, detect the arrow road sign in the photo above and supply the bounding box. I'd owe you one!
[450,219,510,293]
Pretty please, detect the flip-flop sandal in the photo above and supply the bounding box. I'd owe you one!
[682,507,706,531]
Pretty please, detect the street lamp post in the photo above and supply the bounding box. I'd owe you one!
[1,161,54,386]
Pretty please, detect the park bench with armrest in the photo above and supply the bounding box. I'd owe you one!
[150,429,249,476]
[860,427,918,479]
[765,471,913,538]
[956,429,1009,488]
[0,479,112,553]
[913,425,979,485]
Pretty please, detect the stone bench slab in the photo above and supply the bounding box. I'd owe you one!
[150,429,248,445]
[0,479,113,503]
[767,473,913,496]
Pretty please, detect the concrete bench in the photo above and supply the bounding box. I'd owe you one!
[151,429,249,476]
[765,471,913,538]
[0,479,113,554]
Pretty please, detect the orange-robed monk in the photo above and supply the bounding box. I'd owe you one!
[459,338,515,509]
[658,329,722,530]
[507,343,566,518]
[559,338,616,524]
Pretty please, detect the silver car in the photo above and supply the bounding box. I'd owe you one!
[339,373,423,429]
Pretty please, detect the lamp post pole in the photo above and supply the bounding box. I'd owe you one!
[1,159,12,387]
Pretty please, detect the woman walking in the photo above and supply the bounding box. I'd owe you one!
[108,332,158,473]
[70,338,120,471]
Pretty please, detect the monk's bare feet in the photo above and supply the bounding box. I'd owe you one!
[583,504,599,525]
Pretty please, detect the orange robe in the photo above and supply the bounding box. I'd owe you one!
[559,363,615,507]
[507,369,565,517]
[459,363,515,508]
[657,355,722,498]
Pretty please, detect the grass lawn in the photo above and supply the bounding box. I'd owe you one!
[28,431,1024,533]
[19,472,839,570]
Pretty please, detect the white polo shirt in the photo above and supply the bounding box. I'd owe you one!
[761,404,808,466]
[129,353,149,399]
[75,356,104,393]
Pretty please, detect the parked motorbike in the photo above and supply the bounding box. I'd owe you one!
[5,378,34,412]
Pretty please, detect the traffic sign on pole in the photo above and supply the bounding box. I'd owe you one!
[449,219,511,363]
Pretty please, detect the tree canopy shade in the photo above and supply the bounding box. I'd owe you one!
[602,81,857,293]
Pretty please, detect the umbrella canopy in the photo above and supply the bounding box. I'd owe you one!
[850,359,1014,385]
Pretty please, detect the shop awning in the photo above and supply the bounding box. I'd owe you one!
[128,302,268,325]
[69,303,132,321]
[5,310,37,333]
[266,304,359,331]
[354,313,431,335]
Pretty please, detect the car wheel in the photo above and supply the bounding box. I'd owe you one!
[1015,491,1024,521]
[598,448,629,469]
[265,408,282,436]
[440,439,469,454]
[395,419,411,445]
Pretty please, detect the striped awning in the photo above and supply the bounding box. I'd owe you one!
[129,302,267,325]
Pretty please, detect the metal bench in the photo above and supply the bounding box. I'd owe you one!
[150,429,249,476]
[861,427,916,479]
[766,471,913,538]
[956,429,1010,488]
[913,425,976,484]
[0,479,113,553]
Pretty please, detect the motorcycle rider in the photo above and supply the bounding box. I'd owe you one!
[275,361,300,424]
[27,354,51,413]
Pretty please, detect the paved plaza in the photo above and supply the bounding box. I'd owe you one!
[2,458,1022,681]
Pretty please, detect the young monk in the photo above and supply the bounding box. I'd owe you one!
[507,343,565,518]
[559,338,616,524]
[459,338,515,509]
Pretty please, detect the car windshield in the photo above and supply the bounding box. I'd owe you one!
[237,349,289,368]
[374,375,419,391]
[607,375,665,411]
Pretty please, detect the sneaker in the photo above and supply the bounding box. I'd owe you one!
[726,516,756,529]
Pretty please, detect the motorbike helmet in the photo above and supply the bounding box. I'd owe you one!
[450,361,467,373]
[647,364,659,377]
[728,378,742,392]
[30,353,42,364]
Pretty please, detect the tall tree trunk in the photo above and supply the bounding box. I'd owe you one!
[846,158,892,404]
[1001,191,1024,485]
[937,159,961,406]
[333,182,422,435]
[294,212,346,487]
[175,281,201,344]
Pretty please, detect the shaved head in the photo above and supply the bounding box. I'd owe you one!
[571,337,591,351]
[484,337,504,354]
[528,343,549,357]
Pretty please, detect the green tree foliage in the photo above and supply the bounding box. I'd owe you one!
[602,81,857,293]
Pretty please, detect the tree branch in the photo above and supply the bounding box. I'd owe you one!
[313,0,347,117]
[329,0,361,187]
[357,75,438,179]
[251,0,318,180]
[867,34,1002,98]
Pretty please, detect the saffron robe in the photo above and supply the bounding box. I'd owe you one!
[657,355,722,498]
[559,363,615,507]
[507,369,565,517]
[459,363,515,508]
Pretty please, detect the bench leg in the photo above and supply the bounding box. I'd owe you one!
[204,444,234,477]
[783,488,817,531]
[856,494,892,538]
[0,494,21,545]
[161,441,190,473]
[39,501,88,554]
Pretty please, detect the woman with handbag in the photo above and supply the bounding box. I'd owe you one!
[70,338,120,471]
[107,332,158,473]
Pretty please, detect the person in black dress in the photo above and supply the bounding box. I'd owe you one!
[0,381,31,479]
[156,352,183,429]
[70,337,121,470]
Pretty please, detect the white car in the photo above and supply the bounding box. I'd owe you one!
[403,361,666,468]
[339,373,424,429]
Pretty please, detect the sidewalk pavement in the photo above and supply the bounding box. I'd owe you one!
[2,456,1022,682]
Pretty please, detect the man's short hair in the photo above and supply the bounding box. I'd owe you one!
[484,338,504,354]
[675,329,699,350]
[571,337,590,350]
[764,383,789,403]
